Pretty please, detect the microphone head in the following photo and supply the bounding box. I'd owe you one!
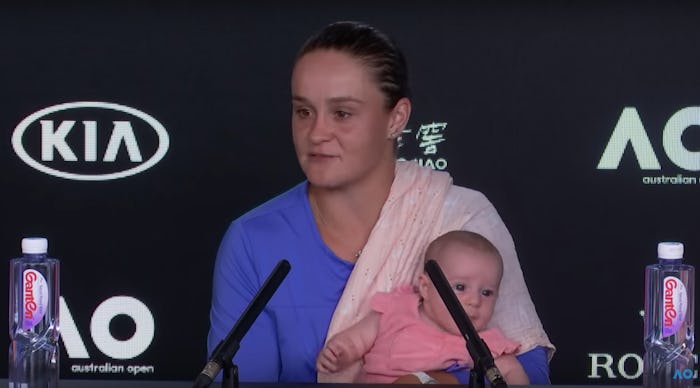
[279,259,291,273]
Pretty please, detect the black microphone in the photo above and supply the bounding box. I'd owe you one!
[425,259,507,388]
[193,259,291,388]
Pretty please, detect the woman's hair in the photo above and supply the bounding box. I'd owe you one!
[296,21,410,109]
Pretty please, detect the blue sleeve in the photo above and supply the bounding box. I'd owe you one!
[206,221,281,382]
[449,346,550,385]
[516,346,550,384]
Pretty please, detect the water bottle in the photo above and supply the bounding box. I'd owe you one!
[8,237,60,388]
[643,242,695,387]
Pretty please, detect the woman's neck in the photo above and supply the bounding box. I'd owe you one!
[308,161,395,261]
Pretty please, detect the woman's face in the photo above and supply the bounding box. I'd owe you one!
[291,49,407,190]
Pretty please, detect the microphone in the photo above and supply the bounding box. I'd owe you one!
[424,259,507,388]
[193,259,291,388]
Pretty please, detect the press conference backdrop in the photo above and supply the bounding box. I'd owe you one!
[1,1,698,385]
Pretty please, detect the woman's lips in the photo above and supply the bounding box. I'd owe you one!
[308,152,336,161]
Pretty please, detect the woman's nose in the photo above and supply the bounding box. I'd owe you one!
[308,114,333,143]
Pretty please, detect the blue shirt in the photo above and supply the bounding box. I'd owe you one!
[207,182,550,383]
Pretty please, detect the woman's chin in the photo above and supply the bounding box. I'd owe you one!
[307,175,345,190]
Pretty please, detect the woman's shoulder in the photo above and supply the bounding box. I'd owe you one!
[220,181,313,243]
[442,183,496,216]
[436,181,506,234]
[234,181,309,225]
[216,181,319,267]
[446,183,490,205]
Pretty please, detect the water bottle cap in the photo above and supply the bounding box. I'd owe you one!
[21,237,48,254]
[658,242,683,259]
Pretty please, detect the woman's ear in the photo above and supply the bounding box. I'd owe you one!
[386,97,411,139]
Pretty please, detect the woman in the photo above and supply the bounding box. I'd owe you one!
[207,21,554,384]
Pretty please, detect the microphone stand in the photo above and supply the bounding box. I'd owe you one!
[221,360,238,388]
[193,259,291,388]
[469,353,485,388]
[425,259,507,388]
[203,339,239,388]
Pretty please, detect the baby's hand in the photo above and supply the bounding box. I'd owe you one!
[316,334,362,374]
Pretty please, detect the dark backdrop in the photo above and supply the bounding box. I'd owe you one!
[1,2,698,385]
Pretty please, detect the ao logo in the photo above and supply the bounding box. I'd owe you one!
[12,102,169,181]
[60,296,155,360]
[597,107,700,171]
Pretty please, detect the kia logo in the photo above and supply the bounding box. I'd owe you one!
[12,101,170,181]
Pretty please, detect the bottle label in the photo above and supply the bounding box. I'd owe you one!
[22,269,49,330]
[662,275,688,337]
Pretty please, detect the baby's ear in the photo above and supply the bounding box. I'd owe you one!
[417,273,430,298]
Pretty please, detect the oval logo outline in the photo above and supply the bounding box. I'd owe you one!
[12,101,170,181]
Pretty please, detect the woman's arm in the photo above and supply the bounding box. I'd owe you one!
[444,346,550,384]
[495,354,529,385]
[516,345,550,384]
[207,221,281,381]
[392,371,459,384]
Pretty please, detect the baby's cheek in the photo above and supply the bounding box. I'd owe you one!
[443,317,462,335]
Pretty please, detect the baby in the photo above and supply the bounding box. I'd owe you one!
[317,230,529,384]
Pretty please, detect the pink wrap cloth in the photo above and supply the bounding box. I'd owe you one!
[317,161,554,382]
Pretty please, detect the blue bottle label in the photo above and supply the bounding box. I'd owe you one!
[22,269,48,330]
[663,275,688,337]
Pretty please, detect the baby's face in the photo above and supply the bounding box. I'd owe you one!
[419,246,501,335]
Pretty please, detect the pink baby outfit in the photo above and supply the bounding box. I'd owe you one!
[360,286,520,383]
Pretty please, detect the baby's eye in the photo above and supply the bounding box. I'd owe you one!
[453,283,465,292]
[481,289,495,297]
